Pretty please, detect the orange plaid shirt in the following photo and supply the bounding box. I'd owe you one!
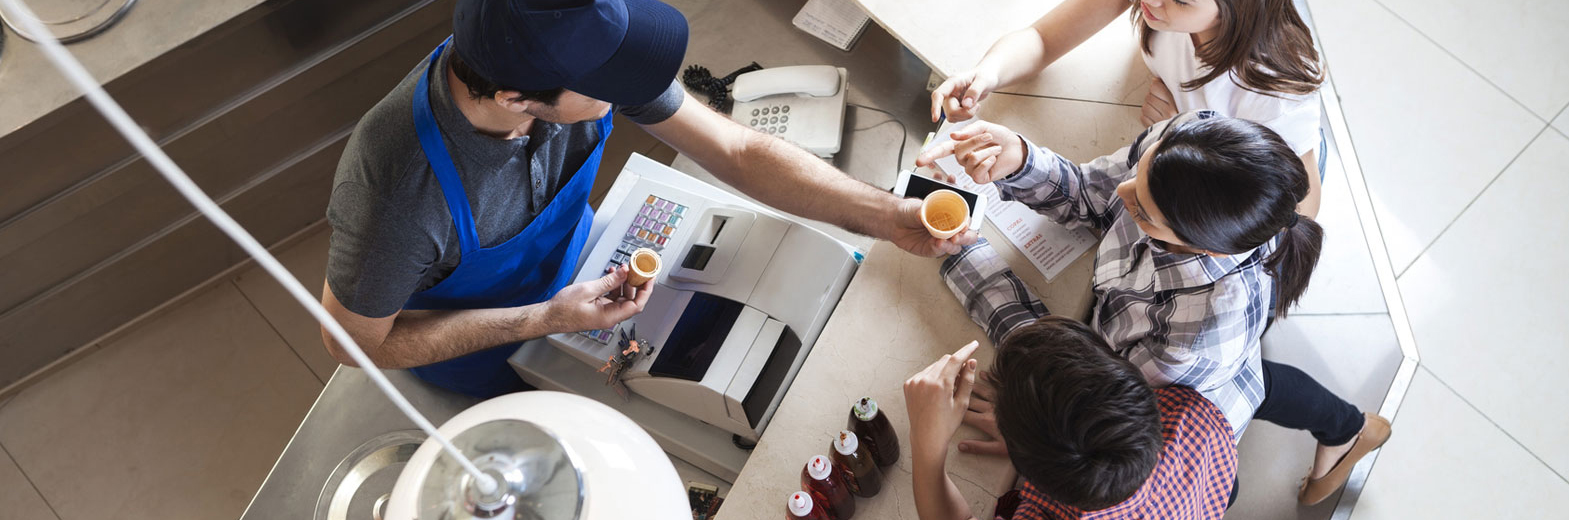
[999,386,1237,520]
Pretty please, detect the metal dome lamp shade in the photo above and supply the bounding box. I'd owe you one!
[385,391,689,520]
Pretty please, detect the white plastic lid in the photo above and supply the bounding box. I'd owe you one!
[833,430,859,456]
[806,455,833,481]
[853,397,879,421]
[787,491,815,517]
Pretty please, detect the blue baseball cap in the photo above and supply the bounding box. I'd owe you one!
[452,0,689,106]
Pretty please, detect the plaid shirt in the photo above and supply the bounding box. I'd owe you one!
[998,387,1238,520]
[940,112,1273,438]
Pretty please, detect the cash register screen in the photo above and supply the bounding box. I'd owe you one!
[649,293,745,381]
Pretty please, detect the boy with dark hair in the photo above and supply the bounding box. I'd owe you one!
[903,244,1236,519]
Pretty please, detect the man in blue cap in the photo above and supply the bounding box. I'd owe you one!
[319,0,972,398]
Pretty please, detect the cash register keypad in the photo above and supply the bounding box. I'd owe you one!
[580,194,689,344]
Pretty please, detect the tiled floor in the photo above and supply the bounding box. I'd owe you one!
[1302,0,1569,517]
[0,0,1564,518]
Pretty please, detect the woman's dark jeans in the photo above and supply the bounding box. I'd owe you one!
[1255,360,1364,446]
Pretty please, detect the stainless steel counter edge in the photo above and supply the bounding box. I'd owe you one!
[240,367,477,520]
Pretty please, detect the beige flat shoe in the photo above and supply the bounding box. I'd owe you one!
[1298,413,1391,505]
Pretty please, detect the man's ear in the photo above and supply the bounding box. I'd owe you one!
[492,91,531,114]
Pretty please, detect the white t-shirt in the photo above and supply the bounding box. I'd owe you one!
[1141,30,1322,156]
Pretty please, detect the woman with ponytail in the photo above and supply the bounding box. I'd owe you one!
[921,111,1389,505]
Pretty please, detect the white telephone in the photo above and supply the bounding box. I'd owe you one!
[729,65,848,157]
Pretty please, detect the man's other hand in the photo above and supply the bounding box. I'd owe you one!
[889,197,978,257]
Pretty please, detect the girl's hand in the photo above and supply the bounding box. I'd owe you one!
[930,66,1001,122]
[956,371,1009,457]
[1140,76,1178,127]
[914,121,1027,184]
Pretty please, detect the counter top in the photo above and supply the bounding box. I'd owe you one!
[716,81,1146,520]
[0,0,266,137]
[716,238,1094,519]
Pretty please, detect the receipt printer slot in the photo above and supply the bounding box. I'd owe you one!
[671,208,755,284]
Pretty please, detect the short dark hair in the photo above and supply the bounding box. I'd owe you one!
[449,51,566,105]
[991,316,1163,511]
[1146,116,1323,318]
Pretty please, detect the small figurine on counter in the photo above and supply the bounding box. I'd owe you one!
[597,324,656,400]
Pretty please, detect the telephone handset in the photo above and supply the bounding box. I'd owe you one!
[728,65,848,157]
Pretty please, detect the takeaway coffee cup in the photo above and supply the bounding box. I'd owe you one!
[627,248,661,286]
[921,190,970,240]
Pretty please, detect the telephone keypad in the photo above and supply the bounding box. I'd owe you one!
[746,104,793,136]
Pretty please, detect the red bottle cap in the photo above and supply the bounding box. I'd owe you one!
[806,455,833,481]
[788,491,815,517]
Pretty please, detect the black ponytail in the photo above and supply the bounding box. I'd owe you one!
[1146,116,1324,318]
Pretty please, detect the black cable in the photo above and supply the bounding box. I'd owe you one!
[682,62,763,113]
[847,103,909,171]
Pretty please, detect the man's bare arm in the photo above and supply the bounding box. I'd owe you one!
[643,92,973,256]
[319,267,650,368]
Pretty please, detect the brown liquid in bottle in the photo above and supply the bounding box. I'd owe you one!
[801,455,855,520]
[786,491,833,520]
[830,430,883,498]
[848,397,900,467]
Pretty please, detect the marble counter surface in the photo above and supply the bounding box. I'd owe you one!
[716,78,1146,520]
[715,238,1089,520]
[851,0,1149,106]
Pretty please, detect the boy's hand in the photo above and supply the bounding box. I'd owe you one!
[957,372,1009,457]
[904,341,981,465]
[915,121,1026,184]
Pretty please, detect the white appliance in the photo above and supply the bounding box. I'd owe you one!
[510,154,860,480]
[729,65,848,157]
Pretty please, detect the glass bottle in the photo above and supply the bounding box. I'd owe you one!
[829,430,883,498]
[785,490,833,520]
[801,455,855,520]
[847,397,900,467]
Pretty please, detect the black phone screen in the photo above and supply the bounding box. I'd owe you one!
[901,173,980,214]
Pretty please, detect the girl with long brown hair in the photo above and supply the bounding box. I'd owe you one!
[931,0,1326,217]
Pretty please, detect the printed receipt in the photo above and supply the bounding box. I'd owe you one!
[926,119,1098,281]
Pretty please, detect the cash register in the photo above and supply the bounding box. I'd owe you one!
[509,154,860,480]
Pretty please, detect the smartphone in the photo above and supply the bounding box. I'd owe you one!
[892,169,986,232]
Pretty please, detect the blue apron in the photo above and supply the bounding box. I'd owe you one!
[404,38,613,398]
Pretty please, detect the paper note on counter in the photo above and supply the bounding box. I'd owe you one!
[926,119,1098,281]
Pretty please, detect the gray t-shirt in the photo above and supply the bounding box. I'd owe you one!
[327,46,684,318]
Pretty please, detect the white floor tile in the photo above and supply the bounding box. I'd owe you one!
[233,226,339,382]
[1376,0,1569,119]
[1398,129,1569,477]
[1261,314,1404,415]
[1306,0,1542,272]
[0,448,55,520]
[1348,369,1569,520]
[1231,314,1405,519]
[1554,106,1569,136]
[1294,140,1387,315]
[0,284,321,520]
